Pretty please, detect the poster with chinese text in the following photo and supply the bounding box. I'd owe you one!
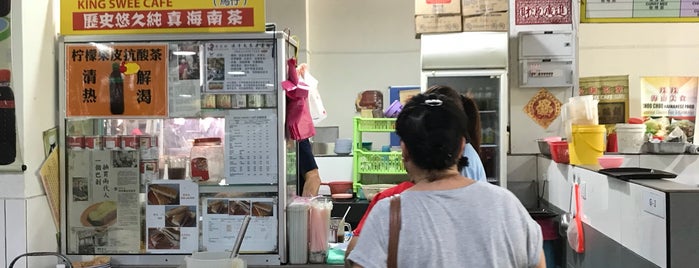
[65,44,168,117]
[579,75,630,132]
[204,40,275,93]
[641,76,697,143]
[67,150,141,254]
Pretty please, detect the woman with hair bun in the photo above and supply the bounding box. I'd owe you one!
[346,93,544,268]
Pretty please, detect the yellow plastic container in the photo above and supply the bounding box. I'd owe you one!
[569,125,606,165]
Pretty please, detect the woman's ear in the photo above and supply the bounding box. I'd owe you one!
[400,141,409,162]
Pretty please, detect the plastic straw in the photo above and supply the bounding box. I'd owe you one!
[341,206,351,223]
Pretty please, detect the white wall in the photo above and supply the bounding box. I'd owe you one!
[306,0,421,144]
[578,23,699,118]
[0,0,57,199]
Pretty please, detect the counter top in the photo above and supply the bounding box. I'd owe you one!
[629,179,699,193]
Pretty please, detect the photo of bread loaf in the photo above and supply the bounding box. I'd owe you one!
[229,200,250,215]
[207,199,228,214]
[147,184,180,205]
[80,201,117,227]
[165,206,196,227]
[251,202,274,217]
[148,227,180,250]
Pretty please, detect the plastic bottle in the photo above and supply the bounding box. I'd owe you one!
[109,62,124,115]
[190,137,223,184]
[0,69,16,165]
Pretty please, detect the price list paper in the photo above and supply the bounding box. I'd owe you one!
[145,180,199,253]
[202,197,278,253]
[225,109,278,184]
[583,0,699,22]
[203,40,275,93]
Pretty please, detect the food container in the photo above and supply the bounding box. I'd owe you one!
[216,94,233,109]
[246,94,264,108]
[360,184,395,201]
[67,136,85,150]
[120,135,138,150]
[84,136,102,150]
[597,156,624,169]
[103,135,120,149]
[321,181,353,195]
[548,141,569,164]
[190,137,224,184]
[536,139,551,156]
[646,142,688,154]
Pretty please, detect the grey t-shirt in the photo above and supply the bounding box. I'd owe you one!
[347,182,542,268]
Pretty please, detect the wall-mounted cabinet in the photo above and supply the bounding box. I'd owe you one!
[518,31,575,88]
[520,59,574,88]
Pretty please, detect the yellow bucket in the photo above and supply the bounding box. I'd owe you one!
[569,125,606,165]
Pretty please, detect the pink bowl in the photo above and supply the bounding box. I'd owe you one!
[598,156,624,169]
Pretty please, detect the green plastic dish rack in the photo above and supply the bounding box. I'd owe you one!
[352,117,407,192]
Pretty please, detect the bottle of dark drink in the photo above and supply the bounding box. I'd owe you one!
[0,69,16,165]
[109,62,124,115]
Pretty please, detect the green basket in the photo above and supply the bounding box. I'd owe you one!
[354,117,397,132]
[355,149,405,174]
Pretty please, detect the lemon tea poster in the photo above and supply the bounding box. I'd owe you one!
[640,76,697,143]
[66,43,168,117]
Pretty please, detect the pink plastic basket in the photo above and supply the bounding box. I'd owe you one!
[548,141,570,164]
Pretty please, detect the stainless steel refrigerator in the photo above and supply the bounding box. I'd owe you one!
[420,32,509,187]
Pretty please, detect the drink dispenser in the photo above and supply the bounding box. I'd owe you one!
[190,137,224,184]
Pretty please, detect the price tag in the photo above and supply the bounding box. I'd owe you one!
[642,190,665,219]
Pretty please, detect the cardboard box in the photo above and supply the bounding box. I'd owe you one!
[462,0,508,17]
[416,14,463,34]
[462,11,508,32]
[415,0,461,15]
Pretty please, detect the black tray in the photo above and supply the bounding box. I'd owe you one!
[598,167,677,181]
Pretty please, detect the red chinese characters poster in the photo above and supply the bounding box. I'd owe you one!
[515,0,572,25]
[65,44,168,117]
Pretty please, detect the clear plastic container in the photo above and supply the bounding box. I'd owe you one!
[190,137,224,184]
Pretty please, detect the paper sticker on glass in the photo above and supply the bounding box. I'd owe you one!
[204,40,275,92]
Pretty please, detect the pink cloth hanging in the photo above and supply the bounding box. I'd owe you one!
[282,58,315,140]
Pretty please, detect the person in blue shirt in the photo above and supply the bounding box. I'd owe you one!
[426,85,487,182]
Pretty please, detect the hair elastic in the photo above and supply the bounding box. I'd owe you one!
[423,99,443,106]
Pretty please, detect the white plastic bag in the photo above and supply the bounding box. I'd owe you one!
[301,68,327,125]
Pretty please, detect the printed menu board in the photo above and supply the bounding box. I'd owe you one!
[225,109,278,184]
[203,40,275,93]
[641,76,697,143]
[65,43,169,117]
[67,150,141,254]
[202,197,277,253]
[582,0,699,22]
[145,180,199,253]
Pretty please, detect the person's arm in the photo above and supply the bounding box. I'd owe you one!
[535,250,546,268]
[302,168,321,197]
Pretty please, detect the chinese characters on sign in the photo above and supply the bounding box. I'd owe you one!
[61,0,265,34]
[579,75,630,126]
[65,44,168,117]
[73,9,253,31]
[641,76,697,143]
[515,0,572,25]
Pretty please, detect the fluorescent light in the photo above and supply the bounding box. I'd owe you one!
[228,71,245,75]
[173,51,196,56]
[265,83,274,87]
[178,94,192,98]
